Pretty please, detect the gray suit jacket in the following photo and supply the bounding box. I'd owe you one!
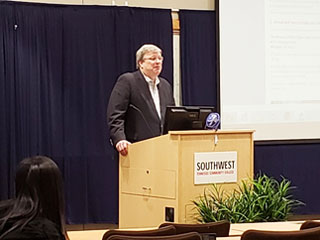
[107,70,175,146]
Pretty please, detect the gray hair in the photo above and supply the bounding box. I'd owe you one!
[136,44,162,69]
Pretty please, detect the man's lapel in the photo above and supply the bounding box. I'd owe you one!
[136,70,160,121]
[158,80,167,122]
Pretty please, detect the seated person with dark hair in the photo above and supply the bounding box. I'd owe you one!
[0,156,68,240]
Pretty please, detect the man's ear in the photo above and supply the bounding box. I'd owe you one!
[138,60,143,69]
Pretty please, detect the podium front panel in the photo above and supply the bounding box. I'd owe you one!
[119,130,254,228]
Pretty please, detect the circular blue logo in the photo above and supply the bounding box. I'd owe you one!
[205,113,220,130]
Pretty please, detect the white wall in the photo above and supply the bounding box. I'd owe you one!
[12,0,214,10]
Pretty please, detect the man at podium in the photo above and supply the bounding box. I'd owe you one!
[107,44,175,156]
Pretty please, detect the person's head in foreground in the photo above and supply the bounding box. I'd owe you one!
[0,156,67,239]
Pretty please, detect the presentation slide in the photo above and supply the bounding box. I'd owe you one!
[219,0,320,140]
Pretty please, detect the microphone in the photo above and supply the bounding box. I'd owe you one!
[205,112,220,131]
[129,104,155,136]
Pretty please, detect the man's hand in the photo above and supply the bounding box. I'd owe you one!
[116,140,131,156]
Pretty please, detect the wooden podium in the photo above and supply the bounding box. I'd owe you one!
[119,130,254,228]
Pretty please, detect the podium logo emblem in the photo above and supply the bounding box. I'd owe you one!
[205,113,220,130]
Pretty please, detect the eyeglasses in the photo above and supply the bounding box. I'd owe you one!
[143,56,164,62]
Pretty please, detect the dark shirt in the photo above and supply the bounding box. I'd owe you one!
[0,217,65,240]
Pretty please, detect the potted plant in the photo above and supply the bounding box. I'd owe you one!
[193,174,304,223]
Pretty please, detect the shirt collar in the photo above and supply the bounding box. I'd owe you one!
[141,72,160,86]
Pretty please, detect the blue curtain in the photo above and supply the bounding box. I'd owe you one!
[0,1,173,224]
[255,142,320,215]
[179,10,218,108]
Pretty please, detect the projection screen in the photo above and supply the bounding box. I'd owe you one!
[218,0,320,140]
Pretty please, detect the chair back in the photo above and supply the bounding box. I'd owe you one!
[300,220,320,230]
[241,227,320,240]
[107,232,202,240]
[159,220,230,237]
[103,225,176,240]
